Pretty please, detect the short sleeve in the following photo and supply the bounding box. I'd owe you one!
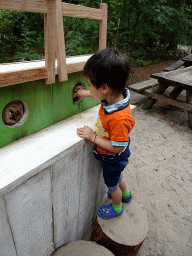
[109,119,131,143]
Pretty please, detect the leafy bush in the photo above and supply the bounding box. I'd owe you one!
[0,0,192,63]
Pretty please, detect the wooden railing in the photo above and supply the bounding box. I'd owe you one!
[0,0,107,86]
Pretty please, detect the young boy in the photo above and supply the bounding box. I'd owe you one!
[76,48,135,220]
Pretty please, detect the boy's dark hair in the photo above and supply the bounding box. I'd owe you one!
[83,48,130,93]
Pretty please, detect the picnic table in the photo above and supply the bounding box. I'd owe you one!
[128,66,192,129]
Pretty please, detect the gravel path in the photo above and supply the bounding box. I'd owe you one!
[123,91,192,256]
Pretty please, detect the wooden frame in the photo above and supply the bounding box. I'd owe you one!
[0,0,107,87]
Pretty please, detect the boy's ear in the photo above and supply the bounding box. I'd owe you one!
[102,83,112,94]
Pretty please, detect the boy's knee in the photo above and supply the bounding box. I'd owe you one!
[108,184,119,191]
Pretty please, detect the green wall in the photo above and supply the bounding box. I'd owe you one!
[0,72,99,148]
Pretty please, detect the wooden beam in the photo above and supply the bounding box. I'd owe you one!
[144,89,192,112]
[99,3,108,50]
[44,0,56,84]
[186,90,192,129]
[67,61,87,74]
[0,0,48,13]
[56,0,68,82]
[62,2,102,20]
[151,66,192,80]
[128,79,158,93]
[0,68,47,87]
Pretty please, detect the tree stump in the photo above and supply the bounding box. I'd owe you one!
[91,198,149,256]
[52,240,115,256]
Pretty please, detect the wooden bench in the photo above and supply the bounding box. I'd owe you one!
[128,78,158,93]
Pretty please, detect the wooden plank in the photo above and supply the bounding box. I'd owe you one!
[45,0,56,84]
[162,71,192,91]
[56,0,68,82]
[4,168,54,256]
[0,0,48,13]
[99,3,108,51]
[52,147,83,248]
[142,82,169,110]
[143,89,192,112]
[0,59,89,88]
[67,61,87,74]
[62,2,103,20]
[186,90,192,129]
[151,66,192,80]
[128,79,158,93]
[163,59,185,72]
[0,68,47,87]
[0,198,17,256]
[182,53,192,62]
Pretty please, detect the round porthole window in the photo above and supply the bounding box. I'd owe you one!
[2,100,29,128]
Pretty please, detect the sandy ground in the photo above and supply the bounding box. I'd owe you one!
[123,90,192,256]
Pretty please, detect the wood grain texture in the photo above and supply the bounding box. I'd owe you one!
[52,146,83,248]
[161,71,192,91]
[67,61,87,74]
[52,142,105,249]
[4,168,54,256]
[62,2,102,20]
[163,59,185,71]
[151,66,192,80]
[128,78,158,93]
[0,60,88,87]
[52,240,115,256]
[99,3,108,51]
[0,198,17,256]
[45,0,57,84]
[0,68,47,87]
[186,90,192,129]
[56,0,68,82]
[0,0,48,13]
[144,89,192,112]
[91,198,149,256]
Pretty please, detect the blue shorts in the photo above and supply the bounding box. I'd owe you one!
[93,139,131,191]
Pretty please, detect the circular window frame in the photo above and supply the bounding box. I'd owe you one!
[2,100,29,128]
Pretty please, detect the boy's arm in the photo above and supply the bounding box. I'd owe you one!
[77,126,124,153]
[75,89,93,98]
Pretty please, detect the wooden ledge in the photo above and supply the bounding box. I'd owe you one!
[0,55,92,87]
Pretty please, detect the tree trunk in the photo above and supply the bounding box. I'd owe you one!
[91,198,149,256]
[52,240,115,256]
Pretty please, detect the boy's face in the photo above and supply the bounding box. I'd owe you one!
[86,77,108,101]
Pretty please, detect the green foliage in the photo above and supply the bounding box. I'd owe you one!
[63,16,99,56]
[131,58,153,67]
[0,0,192,63]
[0,10,44,62]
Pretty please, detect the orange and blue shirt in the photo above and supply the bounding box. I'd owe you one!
[95,88,135,155]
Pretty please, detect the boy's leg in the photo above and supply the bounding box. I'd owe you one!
[119,178,128,191]
[111,188,122,206]
[119,178,131,198]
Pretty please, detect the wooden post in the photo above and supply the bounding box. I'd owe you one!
[142,81,169,110]
[45,0,57,84]
[99,3,107,51]
[56,0,68,82]
[186,90,192,129]
[91,198,149,256]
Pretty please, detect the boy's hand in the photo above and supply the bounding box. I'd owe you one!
[77,126,95,142]
[73,89,91,99]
